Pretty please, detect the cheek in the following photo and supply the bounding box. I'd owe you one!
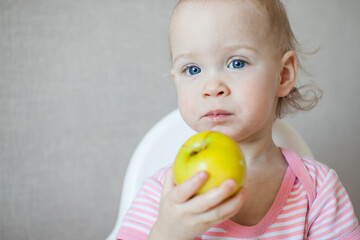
[178,94,200,132]
[177,87,196,117]
[236,80,278,116]
[177,86,190,107]
[176,79,201,108]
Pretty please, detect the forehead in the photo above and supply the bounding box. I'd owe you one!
[169,0,269,56]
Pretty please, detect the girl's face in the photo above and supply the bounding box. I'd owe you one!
[170,1,287,143]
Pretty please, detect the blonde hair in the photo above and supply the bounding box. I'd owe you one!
[251,0,322,118]
[171,0,322,118]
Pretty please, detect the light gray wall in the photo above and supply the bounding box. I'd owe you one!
[0,0,359,239]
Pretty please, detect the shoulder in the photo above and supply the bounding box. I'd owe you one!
[300,157,360,239]
[300,156,334,193]
[281,148,334,194]
[137,164,172,200]
[151,164,173,184]
[281,148,343,204]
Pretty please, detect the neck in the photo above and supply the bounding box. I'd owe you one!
[237,132,282,168]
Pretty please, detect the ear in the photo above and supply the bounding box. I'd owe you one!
[277,51,297,97]
[170,69,175,80]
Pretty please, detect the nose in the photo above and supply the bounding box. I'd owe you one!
[202,80,230,98]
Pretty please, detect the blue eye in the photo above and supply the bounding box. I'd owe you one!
[185,66,201,75]
[228,60,246,69]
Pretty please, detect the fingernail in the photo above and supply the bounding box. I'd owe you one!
[226,179,236,188]
[197,171,208,179]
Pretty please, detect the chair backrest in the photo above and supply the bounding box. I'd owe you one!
[106,109,313,240]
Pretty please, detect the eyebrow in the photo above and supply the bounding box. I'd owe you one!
[223,44,259,54]
[172,44,258,64]
[172,52,197,65]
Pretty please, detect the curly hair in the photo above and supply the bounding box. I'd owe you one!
[251,0,322,118]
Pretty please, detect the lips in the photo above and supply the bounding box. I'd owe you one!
[203,109,232,119]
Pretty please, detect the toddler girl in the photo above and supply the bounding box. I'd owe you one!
[117,0,360,239]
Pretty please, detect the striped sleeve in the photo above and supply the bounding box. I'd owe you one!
[116,166,169,240]
[307,167,360,239]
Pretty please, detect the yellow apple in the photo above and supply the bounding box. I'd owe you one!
[173,131,246,196]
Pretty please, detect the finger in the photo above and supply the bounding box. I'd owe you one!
[161,167,176,198]
[198,187,248,224]
[171,171,208,203]
[185,179,238,213]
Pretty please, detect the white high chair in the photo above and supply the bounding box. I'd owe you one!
[106,109,314,240]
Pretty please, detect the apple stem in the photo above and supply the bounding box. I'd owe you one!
[190,151,198,157]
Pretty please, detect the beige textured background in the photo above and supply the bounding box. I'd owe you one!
[0,0,359,239]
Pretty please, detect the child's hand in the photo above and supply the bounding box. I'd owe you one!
[148,167,247,240]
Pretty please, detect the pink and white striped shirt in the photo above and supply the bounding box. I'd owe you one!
[117,148,360,239]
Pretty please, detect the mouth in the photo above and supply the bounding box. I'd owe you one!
[202,109,233,121]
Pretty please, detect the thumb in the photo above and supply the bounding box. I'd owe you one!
[161,167,176,199]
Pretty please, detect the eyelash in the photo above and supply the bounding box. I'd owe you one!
[180,58,248,76]
[182,65,201,75]
[227,58,248,69]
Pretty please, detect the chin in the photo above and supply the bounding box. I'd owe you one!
[198,125,239,140]
[183,117,242,141]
